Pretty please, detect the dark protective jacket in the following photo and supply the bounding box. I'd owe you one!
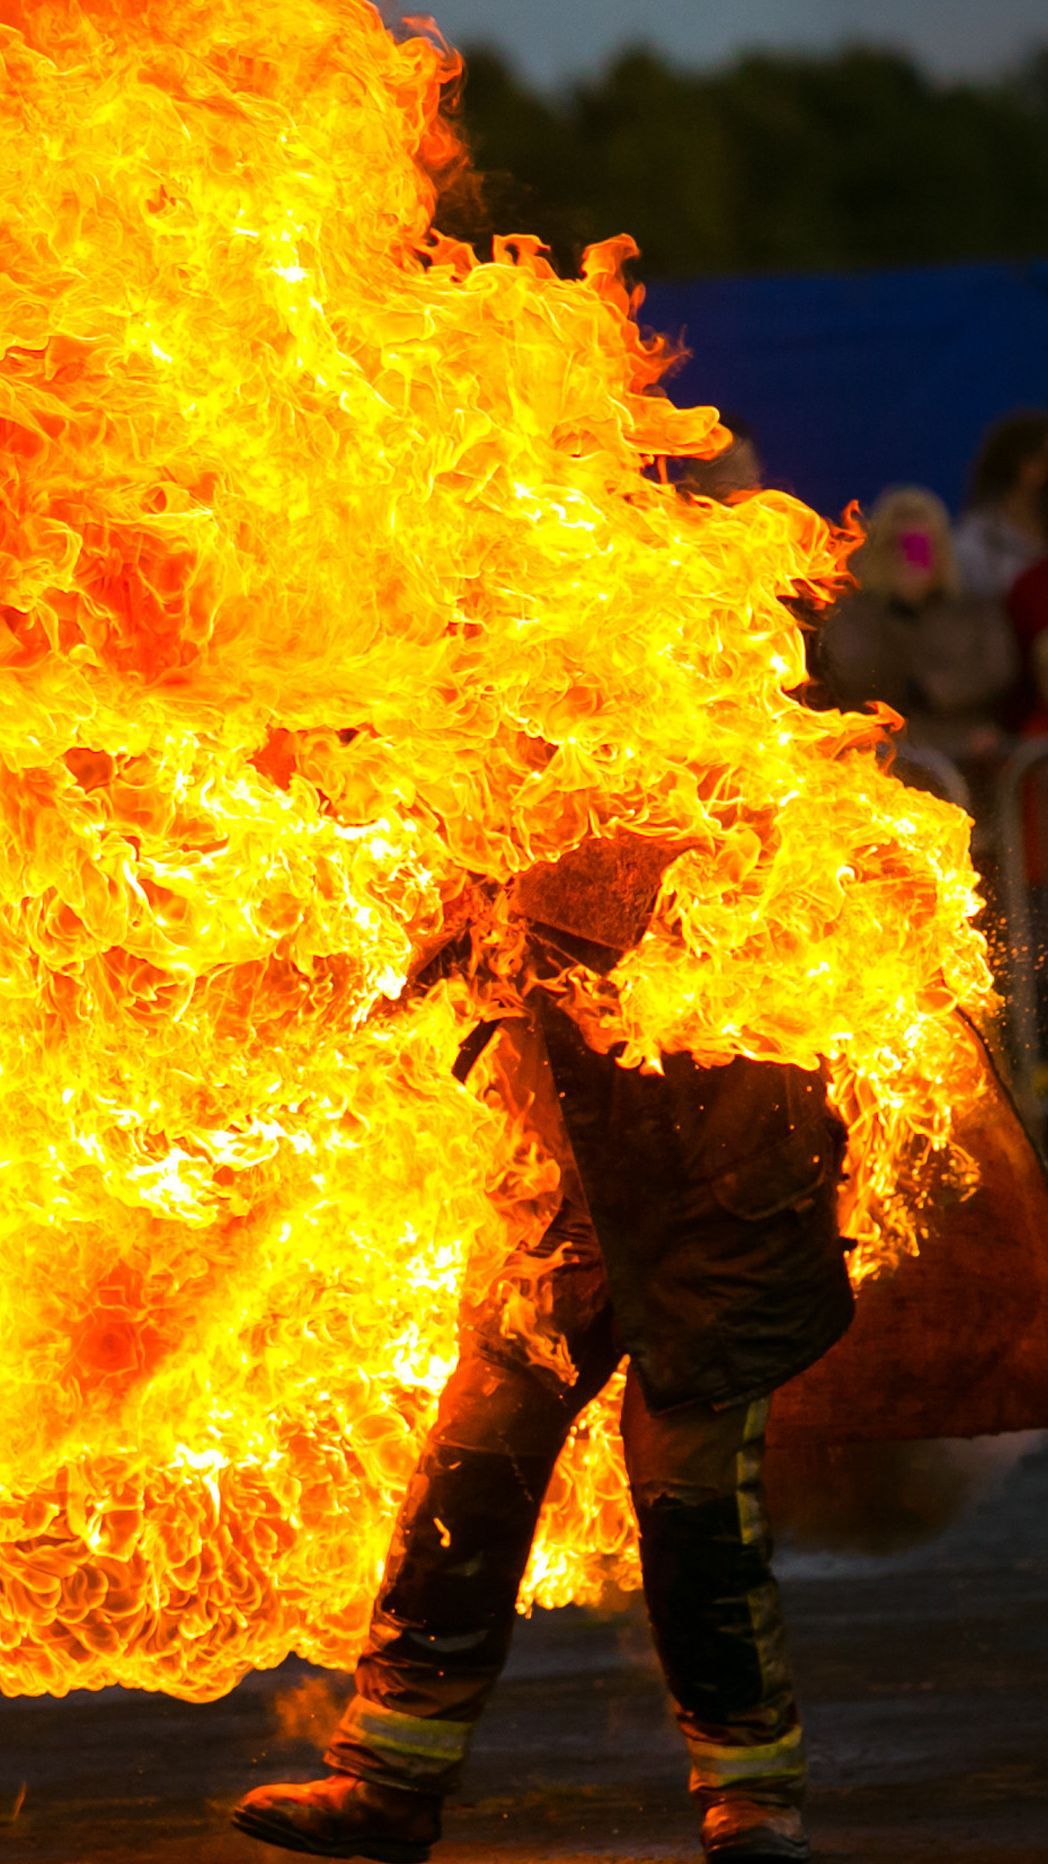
[508,834,855,1413]
[531,989,852,1412]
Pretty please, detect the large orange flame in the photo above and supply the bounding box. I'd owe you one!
[0,0,992,1701]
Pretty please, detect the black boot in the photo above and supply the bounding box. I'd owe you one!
[232,1772,441,1861]
[701,1800,811,1862]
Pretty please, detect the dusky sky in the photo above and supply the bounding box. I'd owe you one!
[388,0,1047,88]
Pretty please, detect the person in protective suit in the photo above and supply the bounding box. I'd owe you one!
[233,835,855,1864]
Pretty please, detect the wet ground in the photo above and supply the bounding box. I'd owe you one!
[4,1435,1048,1864]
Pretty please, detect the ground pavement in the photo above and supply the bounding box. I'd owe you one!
[4,1435,1048,1864]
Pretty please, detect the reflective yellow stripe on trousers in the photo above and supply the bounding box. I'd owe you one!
[336,1695,472,1780]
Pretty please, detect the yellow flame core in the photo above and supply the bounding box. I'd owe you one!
[0,0,992,1700]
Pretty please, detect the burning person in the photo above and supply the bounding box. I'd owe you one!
[234,836,854,1864]
[0,4,999,1844]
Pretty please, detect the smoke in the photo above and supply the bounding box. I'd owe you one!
[272,1674,349,1744]
[766,1436,1025,1554]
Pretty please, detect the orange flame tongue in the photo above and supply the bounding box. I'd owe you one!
[0,0,991,1700]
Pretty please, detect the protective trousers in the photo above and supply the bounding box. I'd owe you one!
[326,1017,807,1847]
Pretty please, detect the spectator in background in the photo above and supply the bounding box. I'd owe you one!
[954,410,1048,600]
[819,487,1016,812]
[1006,554,1048,735]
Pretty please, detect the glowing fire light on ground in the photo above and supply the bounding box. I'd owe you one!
[0,0,993,1702]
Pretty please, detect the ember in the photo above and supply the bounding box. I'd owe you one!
[0,0,993,1702]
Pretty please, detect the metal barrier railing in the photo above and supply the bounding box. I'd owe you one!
[996,737,1048,1131]
[887,737,1048,1137]
[892,743,972,813]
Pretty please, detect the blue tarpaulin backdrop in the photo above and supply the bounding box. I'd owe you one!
[645,261,1048,521]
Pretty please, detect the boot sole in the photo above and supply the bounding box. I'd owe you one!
[231,1805,431,1861]
[706,1847,811,1863]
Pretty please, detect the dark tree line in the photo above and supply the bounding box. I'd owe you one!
[441,43,1048,276]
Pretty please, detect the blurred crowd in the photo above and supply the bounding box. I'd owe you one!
[682,410,1048,1104]
[817,411,1048,800]
[684,407,1048,828]
[813,415,1048,1104]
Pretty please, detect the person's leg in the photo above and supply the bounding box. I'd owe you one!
[326,1009,618,1797]
[621,1372,808,1862]
[235,1011,619,1854]
[324,1326,615,1795]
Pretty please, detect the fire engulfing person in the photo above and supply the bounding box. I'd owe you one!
[236,845,855,1862]
[0,0,1018,1861]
